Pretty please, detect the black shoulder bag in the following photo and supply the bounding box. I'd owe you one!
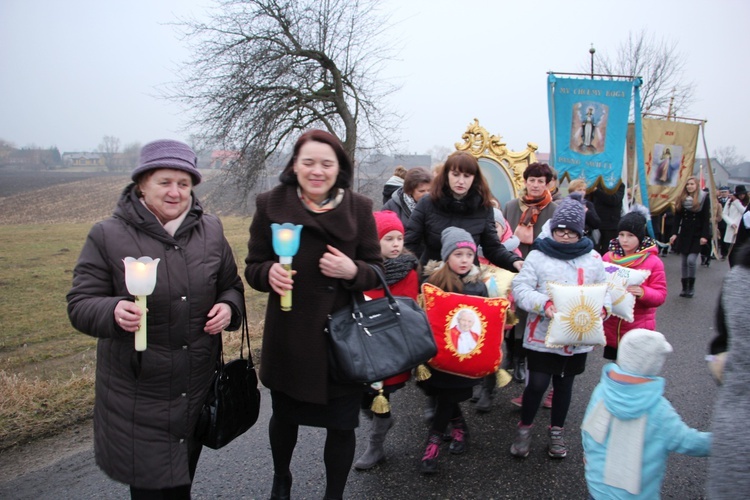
[326,264,437,384]
[195,312,261,449]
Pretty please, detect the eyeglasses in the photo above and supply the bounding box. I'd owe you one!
[553,229,579,239]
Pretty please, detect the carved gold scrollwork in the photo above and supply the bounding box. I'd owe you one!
[454,118,538,199]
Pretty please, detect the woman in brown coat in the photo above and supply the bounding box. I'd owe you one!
[67,140,245,499]
[245,130,382,500]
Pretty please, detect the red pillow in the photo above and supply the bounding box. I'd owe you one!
[422,283,510,379]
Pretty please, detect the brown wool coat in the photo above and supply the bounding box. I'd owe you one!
[245,185,382,405]
[67,184,245,489]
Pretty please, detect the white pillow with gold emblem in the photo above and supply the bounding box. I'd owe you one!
[602,263,650,322]
[545,282,607,348]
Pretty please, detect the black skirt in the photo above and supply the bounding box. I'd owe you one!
[524,349,587,377]
[271,390,360,430]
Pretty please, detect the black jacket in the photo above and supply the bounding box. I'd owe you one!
[589,184,625,231]
[404,191,521,271]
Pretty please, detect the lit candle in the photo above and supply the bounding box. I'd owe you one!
[271,223,303,312]
[123,257,160,351]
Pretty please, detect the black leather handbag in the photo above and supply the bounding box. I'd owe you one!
[195,313,260,449]
[326,265,437,384]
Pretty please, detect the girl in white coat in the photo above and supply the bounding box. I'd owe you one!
[510,194,611,459]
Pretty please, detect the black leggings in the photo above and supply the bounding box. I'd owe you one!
[430,397,462,435]
[268,415,355,499]
[521,370,576,428]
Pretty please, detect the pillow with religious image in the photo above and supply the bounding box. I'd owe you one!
[602,263,650,322]
[545,282,608,348]
[421,283,509,379]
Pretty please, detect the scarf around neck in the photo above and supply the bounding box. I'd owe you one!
[298,187,344,213]
[607,236,657,267]
[382,253,419,285]
[402,191,417,215]
[534,236,593,260]
[518,189,553,227]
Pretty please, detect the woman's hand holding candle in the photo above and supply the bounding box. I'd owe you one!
[114,300,142,333]
[269,262,295,297]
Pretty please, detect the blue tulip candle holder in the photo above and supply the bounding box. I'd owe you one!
[123,256,160,351]
[271,223,303,311]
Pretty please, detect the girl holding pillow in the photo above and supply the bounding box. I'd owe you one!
[602,211,667,360]
[511,194,611,460]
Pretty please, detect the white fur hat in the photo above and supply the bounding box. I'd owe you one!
[617,328,673,377]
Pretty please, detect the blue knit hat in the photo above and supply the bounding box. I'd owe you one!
[132,139,201,185]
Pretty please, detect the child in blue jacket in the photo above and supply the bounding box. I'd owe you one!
[581,328,711,499]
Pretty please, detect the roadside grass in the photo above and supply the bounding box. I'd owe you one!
[0,216,266,451]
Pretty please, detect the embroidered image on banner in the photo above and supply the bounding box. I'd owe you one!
[421,283,509,379]
[548,75,633,190]
[628,118,700,214]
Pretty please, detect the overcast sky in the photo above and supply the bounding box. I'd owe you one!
[2,0,749,160]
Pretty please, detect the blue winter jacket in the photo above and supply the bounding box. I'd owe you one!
[582,364,711,499]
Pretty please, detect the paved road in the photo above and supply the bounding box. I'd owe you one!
[0,253,725,499]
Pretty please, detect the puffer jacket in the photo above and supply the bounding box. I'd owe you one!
[602,244,667,350]
[382,187,413,229]
[67,184,244,489]
[512,242,611,356]
[405,191,522,271]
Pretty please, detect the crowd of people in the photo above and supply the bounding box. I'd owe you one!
[66,133,749,499]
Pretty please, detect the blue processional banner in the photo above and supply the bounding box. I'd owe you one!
[547,75,633,190]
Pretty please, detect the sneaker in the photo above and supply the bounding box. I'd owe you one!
[510,425,532,458]
[510,395,523,408]
[548,426,567,458]
[542,390,554,409]
[448,426,468,455]
[420,436,441,474]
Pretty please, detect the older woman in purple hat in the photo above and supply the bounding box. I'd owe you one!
[67,139,245,499]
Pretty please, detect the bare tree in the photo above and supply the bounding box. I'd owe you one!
[713,145,746,170]
[426,145,451,166]
[171,0,399,194]
[97,135,121,170]
[594,29,695,116]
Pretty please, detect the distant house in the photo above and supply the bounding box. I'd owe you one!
[358,153,432,178]
[725,161,750,190]
[209,150,239,170]
[0,148,61,170]
[62,152,105,169]
[693,158,730,188]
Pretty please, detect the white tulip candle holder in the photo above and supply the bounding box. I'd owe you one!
[123,257,160,351]
[271,223,302,311]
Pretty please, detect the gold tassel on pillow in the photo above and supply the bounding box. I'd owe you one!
[371,388,390,414]
[414,364,431,381]
[496,368,512,388]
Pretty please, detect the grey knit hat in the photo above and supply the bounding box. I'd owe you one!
[132,139,201,185]
[617,328,673,377]
[440,226,477,261]
[550,195,585,237]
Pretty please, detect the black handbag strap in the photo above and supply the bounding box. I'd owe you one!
[349,264,401,318]
[217,303,255,369]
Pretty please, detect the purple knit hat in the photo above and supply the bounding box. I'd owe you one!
[132,139,201,185]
